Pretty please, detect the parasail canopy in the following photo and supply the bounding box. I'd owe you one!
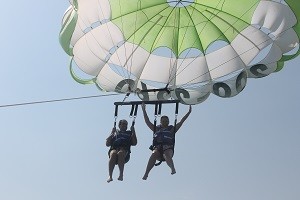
[59,0,300,105]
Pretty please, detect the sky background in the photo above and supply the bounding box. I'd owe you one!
[0,1,299,200]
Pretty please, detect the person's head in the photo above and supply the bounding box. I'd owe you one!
[160,115,169,127]
[118,119,128,131]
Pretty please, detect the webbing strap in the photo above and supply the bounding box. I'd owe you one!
[113,105,118,128]
[131,104,138,127]
[113,103,138,128]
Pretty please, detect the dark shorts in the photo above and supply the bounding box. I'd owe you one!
[153,144,174,161]
[108,147,131,164]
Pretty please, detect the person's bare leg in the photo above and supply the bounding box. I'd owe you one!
[142,150,160,180]
[117,150,126,181]
[163,149,176,175]
[107,150,117,183]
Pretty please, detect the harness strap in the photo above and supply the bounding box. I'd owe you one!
[153,102,179,167]
[153,103,158,133]
[114,105,118,128]
[131,104,138,127]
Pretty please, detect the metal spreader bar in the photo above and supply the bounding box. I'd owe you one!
[114,100,180,106]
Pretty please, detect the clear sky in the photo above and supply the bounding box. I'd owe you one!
[0,1,299,200]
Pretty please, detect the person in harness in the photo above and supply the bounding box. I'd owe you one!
[141,103,192,180]
[106,119,137,183]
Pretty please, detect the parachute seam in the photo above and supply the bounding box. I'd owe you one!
[168,1,261,87]
[168,3,181,87]
[167,3,210,86]
[178,26,295,87]
[118,0,131,80]
[175,1,227,76]
[113,17,166,91]
[96,1,130,85]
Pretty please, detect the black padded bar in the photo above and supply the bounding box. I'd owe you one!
[129,105,135,116]
[133,104,138,116]
[175,102,179,114]
[114,100,180,106]
[158,103,162,115]
[140,88,171,93]
[154,103,159,116]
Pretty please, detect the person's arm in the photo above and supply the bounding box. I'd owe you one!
[174,105,192,133]
[130,126,137,146]
[141,103,155,132]
[106,127,116,147]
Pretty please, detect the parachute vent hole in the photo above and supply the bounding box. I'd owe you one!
[249,44,273,66]
[167,0,194,7]
[152,47,176,58]
[179,48,203,59]
[109,63,137,80]
[205,41,229,54]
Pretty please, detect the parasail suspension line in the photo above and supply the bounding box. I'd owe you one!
[113,104,119,128]
[129,104,139,127]
[122,92,131,103]
[173,101,179,133]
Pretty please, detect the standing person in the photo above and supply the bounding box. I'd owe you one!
[106,119,137,183]
[141,103,192,180]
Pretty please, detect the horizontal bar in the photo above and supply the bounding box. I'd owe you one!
[114,100,180,106]
[140,88,171,93]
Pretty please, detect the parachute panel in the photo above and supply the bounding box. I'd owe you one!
[60,0,300,105]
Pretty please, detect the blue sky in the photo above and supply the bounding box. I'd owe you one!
[0,1,299,200]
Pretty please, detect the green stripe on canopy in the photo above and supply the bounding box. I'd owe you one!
[110,0,260,57]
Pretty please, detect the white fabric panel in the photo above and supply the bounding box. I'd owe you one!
[88,22,124,52]
[175,56,210,85]
[77,0,110,30]
[108,43,150,77]
[140,55,177,84]
[171,87,211,105]
[246,44,282,77]
[96,64,129,92]
[258,43,282,65]
[231,26,272,65]
[252,1,297,37]
[274,28,299,53]
[70,23,85,47]
[73,42,105,76]
[73,22,124,75]
[205,45,246,80]
[142,93,169,101]
[70,0,111,46]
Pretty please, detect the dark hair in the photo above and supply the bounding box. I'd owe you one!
[119,119,128,125]
[160,115,169,121]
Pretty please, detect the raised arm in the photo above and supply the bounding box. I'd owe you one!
[174,105,192,133]
[141,103,155,132]
[106,127,116,147]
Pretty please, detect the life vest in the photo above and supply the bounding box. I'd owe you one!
[112,130,132,148]
[153,125,175,146]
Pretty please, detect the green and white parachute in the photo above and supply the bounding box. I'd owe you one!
[59,0,300,105]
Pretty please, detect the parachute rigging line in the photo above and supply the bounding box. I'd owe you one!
[178,25,299,89]
[167,0,268,86]
[0,94,120,109]
[60,0,300,104]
